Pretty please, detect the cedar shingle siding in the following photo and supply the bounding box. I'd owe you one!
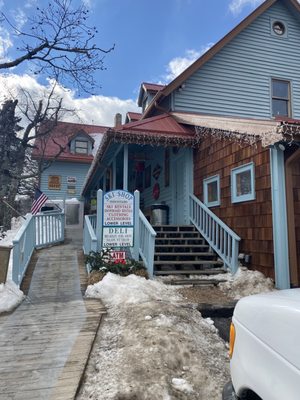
[194,136,274,278]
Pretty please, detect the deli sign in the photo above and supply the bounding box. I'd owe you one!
[102,190,134,248]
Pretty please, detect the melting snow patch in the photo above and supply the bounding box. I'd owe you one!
[219,267,275,299]
[171,378,194,394]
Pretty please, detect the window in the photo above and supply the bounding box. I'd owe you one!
[272,79,290,117]
[231,163,255,203]
[203,175,220,207]
[75,140,88,154]
[270,18,287,38]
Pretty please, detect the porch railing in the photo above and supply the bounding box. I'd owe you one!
[12,212,65,286]
[138,210,157,278]
[83,215,97,257]
[35,212,65,247]
[189,194,241,274]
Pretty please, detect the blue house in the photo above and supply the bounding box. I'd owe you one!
[83,0,300,289]
[33,121,107,225]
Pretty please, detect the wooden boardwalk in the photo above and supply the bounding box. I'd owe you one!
[0,227,106,400]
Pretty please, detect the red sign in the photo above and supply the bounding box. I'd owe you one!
[110,251,126,261]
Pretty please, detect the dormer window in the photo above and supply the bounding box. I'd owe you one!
[75,139,88,154]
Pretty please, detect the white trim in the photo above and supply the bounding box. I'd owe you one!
[231,162,255,203]
[203,174,220,207]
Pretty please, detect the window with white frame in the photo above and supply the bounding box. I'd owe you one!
[75,140,88,154]
[272,79,291,117]
[231,163,255,203]
[203,175,220,207]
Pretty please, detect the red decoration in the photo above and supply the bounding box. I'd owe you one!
[152,183,160,200]
[135,162,145,172]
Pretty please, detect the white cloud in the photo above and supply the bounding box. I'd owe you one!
[24,0,37,8]
[164,43,214,82]
[229,0,263,15]
[0,74,139,127]
[0,27,13,60]
[13,8,28,30]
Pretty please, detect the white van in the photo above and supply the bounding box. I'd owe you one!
[223,289,300,400]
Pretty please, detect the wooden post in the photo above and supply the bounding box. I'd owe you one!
[123,144,128,190]
[133,190,140,260]
[96,189,103,251]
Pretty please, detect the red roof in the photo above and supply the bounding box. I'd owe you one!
[116,113,194,137]
[32,121,108,163]
[142,82,165,92]
[126,112,142,122]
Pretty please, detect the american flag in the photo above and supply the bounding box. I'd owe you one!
[31,189,48,215]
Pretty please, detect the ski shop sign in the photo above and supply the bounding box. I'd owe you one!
[102,190,134,248]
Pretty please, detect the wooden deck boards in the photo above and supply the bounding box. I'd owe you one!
[0,227,105,400]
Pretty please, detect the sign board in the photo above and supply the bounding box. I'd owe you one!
[103,227,134,247]
[110,251,126,261]
[48,175,61,190]
[102,190,134,248]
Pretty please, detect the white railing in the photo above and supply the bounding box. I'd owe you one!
[83,215,98,256]
[89,214,97,231]
[139,210,157,278]
[12,212,65,285]
[35,212,65,247]
[189,194,241,274]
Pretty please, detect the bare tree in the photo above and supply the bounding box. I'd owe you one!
[0,85,73,229]
[0,0,114,94]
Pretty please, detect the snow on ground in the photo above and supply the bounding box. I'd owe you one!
[0,217,25,313]
[218,267,275,299]
[78,273,230,400]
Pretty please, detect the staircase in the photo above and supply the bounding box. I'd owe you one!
[153,225,225,276]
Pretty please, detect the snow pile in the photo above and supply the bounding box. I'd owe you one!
[219,267,275,299]
[0,281,24,314]
[79,273,230,400]
[0,217,25,313]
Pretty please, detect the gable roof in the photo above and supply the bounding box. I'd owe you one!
[32,121,109,163]
[125,112,142,123]
[143,0,300,119]
[82,114,196,195]
[138,82,165,107]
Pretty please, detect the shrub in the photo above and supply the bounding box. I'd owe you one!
[85,249,148,279]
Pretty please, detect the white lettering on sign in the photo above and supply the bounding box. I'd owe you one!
[110,251,126,261]
[103,190,134,227]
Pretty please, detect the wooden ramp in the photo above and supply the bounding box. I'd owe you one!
[0,227,106,400]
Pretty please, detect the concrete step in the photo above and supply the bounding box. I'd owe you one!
[155,238,205,245]
[153,225,197,233]
[154,252,217,262]
[165,279,228,286]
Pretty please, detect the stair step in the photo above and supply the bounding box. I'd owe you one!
[166,279,227,286]
[155,268,226,276]
[155,252,215,257]
[154,225,197,232]
[156,238,205,244]
[154,259,222,264]
[156,232,200,238]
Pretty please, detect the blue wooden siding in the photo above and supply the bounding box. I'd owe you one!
[140,147,192,224]
[173,1,300,119]
[41,161,91,200]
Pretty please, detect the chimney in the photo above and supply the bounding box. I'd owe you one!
[114,113,122,127]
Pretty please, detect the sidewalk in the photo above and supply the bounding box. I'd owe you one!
[0,227,105,400]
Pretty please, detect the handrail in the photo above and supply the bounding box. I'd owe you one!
[12,212,65,285]
[83,214,98,254]
[138,210,156,278]
[189,194,241,273]
[88,214,97,232]
[12,214,35,285]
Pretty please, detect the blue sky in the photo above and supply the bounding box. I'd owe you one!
[0,0,264,125]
